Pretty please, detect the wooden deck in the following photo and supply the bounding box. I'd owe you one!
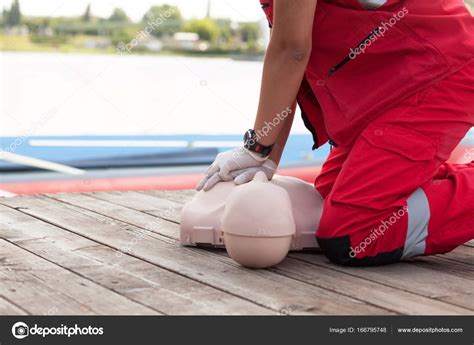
[0,190,472,315]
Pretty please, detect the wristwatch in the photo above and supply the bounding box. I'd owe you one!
[243,129,274,157]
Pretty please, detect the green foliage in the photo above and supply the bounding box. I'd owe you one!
[109,8,129,23]
[243,41,262,54]
[30,34,69,45]
[3,0,22,27]
[22,17,47,33]
[142,5,183,37]
[183,18,220,42]
[2,2,265,56]
[82,3,91,22]
[239,22,260,43]
[214,18,233,43]
[110,25,139,46]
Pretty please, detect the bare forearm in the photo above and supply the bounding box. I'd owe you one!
[253,0,317,148]
[253,42,309,147]
[269,103,295,166]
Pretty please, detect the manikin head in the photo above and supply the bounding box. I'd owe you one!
[222,171,296,268]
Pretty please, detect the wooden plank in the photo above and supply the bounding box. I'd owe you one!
[141,190,196,204]
[418,245,473,266]
[0,195,391,315]
[443,245,474,265]
[87,191,183,223]
[50,193,180,240]
[441,293,474,310]
[0,239,156,315]
[290,252,474,311]
[0,296,29,315]
[44,193,472,314]
[0,204,271,315]
[464,240,474,248]
[411,256,473,281]
[270,258,472,315]
[203,246,472,315]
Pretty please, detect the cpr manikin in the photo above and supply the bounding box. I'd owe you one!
[180,172,323,268]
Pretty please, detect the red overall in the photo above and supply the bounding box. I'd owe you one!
[261,0,474,265]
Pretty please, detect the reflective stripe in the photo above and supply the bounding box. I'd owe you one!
[403,188,430,258]
[358,0,388,10]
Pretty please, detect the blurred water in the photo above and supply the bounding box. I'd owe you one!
[1,52,310,137]
[1,52,321,166]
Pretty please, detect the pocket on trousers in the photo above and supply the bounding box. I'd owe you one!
[362,123,437,162]
[329,123,438,211]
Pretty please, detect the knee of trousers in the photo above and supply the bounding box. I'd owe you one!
[315,202,404,267]
[315,202,358,266]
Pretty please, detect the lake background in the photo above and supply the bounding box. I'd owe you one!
[2,51,316,136]
[1,52,324,167]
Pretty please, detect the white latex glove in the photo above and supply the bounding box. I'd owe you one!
[196,147,267,191]
[232,159,277,185]
[195,159,277,191]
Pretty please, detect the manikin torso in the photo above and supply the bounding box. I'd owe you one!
[180,172,323,268]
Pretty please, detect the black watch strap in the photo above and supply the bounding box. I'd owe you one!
[243,129,274,157]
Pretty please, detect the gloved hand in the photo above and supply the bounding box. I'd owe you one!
[196,147,268,191]
[232,159,277,185]
[196,159,277,191]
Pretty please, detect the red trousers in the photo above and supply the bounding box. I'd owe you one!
[315,63,474,266]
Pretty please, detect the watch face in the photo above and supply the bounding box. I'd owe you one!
[243,129,272,156]
[244,129,254,145]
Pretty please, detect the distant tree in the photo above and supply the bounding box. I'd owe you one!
[142,5,183,37]
[1,7,7,27]
[23,17,50,34]
[109,8,129,22]
[183,18,220,42]
[110,26,137,47]
[239,22,260,43]
[215,18,233,43]
[6,0,21,26]
[82,3,91,22]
